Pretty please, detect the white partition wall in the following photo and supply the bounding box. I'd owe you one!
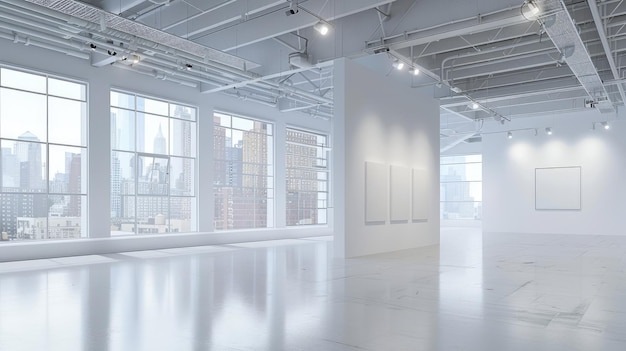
[333,58,439,258]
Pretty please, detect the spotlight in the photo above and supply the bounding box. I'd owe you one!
[409,68,420,76]
[185,63,193,70]
[107,49,117,56]
[528,0,539,15]
[89,43,97,51]
[133,55,140,64]
[471,102,479,110]
[392,60,405,70]
[314,21,330,35]
[521,0,541,20]
[507,131,513,139]
[545,127,552,135]
[602,121,610,130]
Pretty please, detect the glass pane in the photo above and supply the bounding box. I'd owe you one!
[48,78,86,101]
[110,91,134,110]
[138,113,169,154]
[111,108,135,151]
[111,195,135,236]
[440,182,482,202]
[170,119,196,157]
[170,197,195,232]
[6,194,48,240]
[1,68,46,94]
[111,151,136,196]
[1,140,46,192]
[440,163,482,182]
[232,116,254,131]
[213,127,229,161]
[213,188,230,230]
[48,195,86,239]
[440,201,482,220]
[136,196,169,234]
[137,155,169,195]
[49,97,87,146]
[441,154,482,165]
[170,104,196,121]
[1,88,47,142]
[170,157,194,196]
[214,113,230,127]
[137,96,168,116]
[49,145,86,194]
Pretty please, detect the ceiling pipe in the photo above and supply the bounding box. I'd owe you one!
[588,0,626,106]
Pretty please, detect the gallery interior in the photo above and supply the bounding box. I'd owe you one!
[1,0,626,349]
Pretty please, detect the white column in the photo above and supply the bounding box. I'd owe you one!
[87,80,111,238]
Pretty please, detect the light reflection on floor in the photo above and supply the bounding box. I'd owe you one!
[1,228,626,350]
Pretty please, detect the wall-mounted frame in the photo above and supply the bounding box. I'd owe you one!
[535,166,581,210]
[412,168,429,221]
[390,165,410,222]
[365,161,387,223]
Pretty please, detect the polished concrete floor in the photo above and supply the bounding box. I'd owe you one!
[1,228,626,350]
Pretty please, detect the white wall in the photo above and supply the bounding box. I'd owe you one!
[483,109,626,236]
[0,38,333,261]
[333,58,440,258]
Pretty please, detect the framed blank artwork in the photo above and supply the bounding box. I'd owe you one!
[535,166,581,210]
[365,161,387,222]
[412,168,429,221]
[390,165,410,221]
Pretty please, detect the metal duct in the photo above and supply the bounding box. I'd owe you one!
[538,0,614,113]
[23,0,259,71]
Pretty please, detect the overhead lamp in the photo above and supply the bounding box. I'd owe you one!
[409,67,420,76]
[392,59,405,70]
[471,102,480,110]
[545,127,552,135]
[313,21,330,35]
[185,63,193,70]
[107,49,117,56]
[507,131,513,139]
[602,121,610,130]
[527,0,539,15]
[521,0,541,20]
[89,43,97,51]
[133,55,140,64]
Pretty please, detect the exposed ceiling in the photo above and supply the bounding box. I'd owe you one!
[2,0,626,147]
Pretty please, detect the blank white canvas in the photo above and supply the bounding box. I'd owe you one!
[365,161,387,222]
[535,167,581,210]
[390,165,410,221]
[412,168,429,220]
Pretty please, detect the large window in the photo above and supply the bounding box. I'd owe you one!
[110,91,197,235]
[440,155,482,220]
[213,112,274,230]
[0,67,87,241]
[285,128,329,226]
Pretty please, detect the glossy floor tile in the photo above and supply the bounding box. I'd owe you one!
[2,228,626,350]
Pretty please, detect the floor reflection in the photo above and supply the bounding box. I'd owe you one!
[2,230,626,350]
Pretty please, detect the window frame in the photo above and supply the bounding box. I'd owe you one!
[110,89,198,235]
[0,65,89,241]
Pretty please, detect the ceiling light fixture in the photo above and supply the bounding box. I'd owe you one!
[409,67,420,76]
[89,43,97,51]
[313,21,330,35]
[471,102,480,110]
[185,63,193,70]
[545,127,552,135]
[602,121,610,130]
[521,0,541,21]
[133,55,140,64]
[507,131,513,139]
[392,59,405,70]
